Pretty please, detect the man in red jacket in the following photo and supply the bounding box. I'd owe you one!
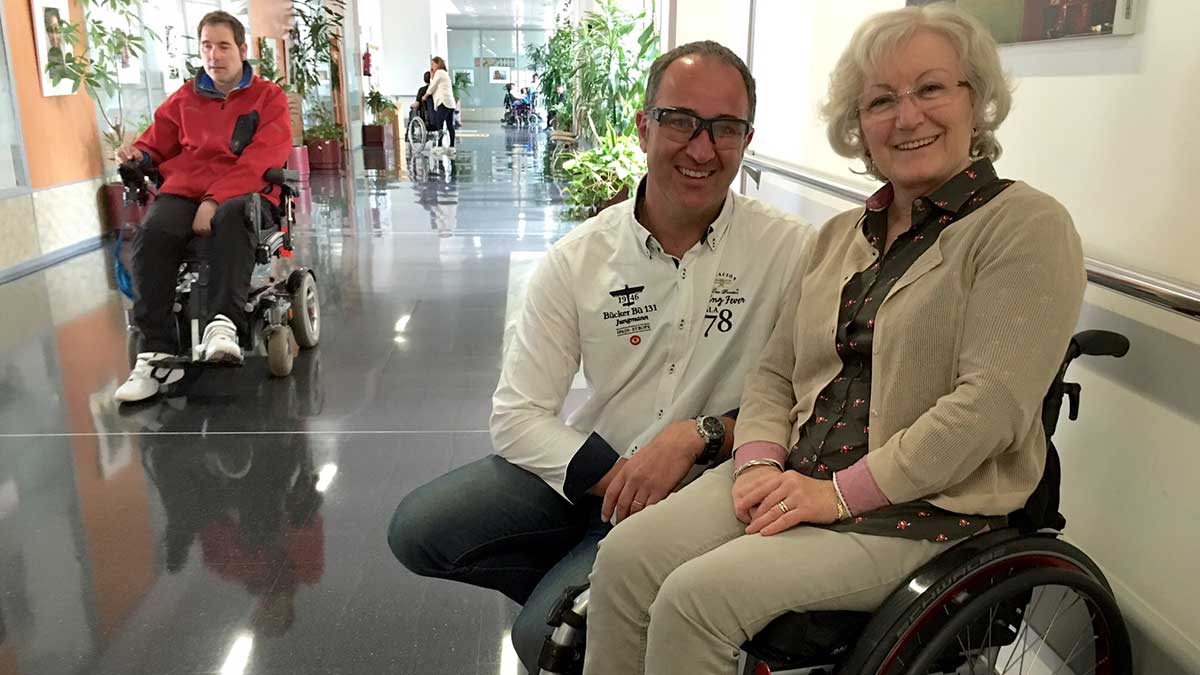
[115,11,292,403]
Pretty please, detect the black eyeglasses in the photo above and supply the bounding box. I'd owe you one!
[649,107,752,149]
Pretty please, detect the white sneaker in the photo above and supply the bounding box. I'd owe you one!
[200,314,243,364]
[115,352,185,402]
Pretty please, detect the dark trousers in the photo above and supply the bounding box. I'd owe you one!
[387,455,611,673]
[130,193,271,353]
[436,104,456,147]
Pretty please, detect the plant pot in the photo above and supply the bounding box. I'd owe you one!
[596,184,632,215]
[288,145,311,179]
[101,182,153,236]
[362,124,393,147]
[305,139,343,171]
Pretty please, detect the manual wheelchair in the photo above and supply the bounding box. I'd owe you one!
[538,330,1134,675]
[116,160,321,379]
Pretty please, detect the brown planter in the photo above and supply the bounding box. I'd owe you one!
[305,139,344,171]
[362,124,393,147]
[596,184,632,215]
[101,182,153,236]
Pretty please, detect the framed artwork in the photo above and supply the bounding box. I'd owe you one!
[31,0,73,96]
[906,0,1138,44]
[489,66,511,84]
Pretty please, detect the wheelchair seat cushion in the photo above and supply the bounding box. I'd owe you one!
[744,610,870,669]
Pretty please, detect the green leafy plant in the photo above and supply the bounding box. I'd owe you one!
[364,88,397,124]
[289,0,345,128]
[571,0,658,141]
[304,105,343,141]
[451,71,472,104]
[43,0,158,151]
[528,4,578,132]
[252,37,286,87]
[561,129,645,218]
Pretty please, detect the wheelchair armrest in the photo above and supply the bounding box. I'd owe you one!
[263,167,302,196]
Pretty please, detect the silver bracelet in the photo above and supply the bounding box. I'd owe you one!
[732,458,784,480]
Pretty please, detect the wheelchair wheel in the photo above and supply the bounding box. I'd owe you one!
[408,116,428,150]
[847,535,1132,675]
[288,271,320,348]
[900,567,1130,675]
[267,326,297,377]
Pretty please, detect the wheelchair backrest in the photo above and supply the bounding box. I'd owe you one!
[1008,330,1130,533]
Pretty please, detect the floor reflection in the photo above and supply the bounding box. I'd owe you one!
[0,122,569,675]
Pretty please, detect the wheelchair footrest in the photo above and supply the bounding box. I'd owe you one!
[147,356,243,369]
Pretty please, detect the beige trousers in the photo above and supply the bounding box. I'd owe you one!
[582,460,951,675]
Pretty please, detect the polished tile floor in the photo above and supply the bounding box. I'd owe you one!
[0,124,573,674]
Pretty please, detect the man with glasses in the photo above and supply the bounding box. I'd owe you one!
[386,40,812,672]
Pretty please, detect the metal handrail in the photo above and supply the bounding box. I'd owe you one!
[741,152,1200,322]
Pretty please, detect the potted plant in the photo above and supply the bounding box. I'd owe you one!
[561,129,644,218]
[362,89,396,146]
[305,108,345,171]
[288,0,345,152]
[43,0,157,232]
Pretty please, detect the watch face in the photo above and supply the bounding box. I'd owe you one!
[700,416,723,438]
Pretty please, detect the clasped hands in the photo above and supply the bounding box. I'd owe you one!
[733,464,840,536]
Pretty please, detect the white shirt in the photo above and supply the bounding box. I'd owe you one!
[491,185,814,502]
[427,69,456,109]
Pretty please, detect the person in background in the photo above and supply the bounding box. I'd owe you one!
[420,56,457,156]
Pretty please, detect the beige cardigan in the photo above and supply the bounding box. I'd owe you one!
[736,181,1086,516]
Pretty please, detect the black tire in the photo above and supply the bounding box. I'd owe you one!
[289,271,320,348]
[901,567,1131,675]
[841,533,1131,675]
[267,327,295,377]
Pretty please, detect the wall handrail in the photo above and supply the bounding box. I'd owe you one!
[742,152,1200,322]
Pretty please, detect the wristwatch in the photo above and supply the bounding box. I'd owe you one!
[694,415,725,465]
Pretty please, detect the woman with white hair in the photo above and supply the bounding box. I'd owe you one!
[582,4,1087,674]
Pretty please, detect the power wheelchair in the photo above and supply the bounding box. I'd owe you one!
[538,329,1134,675]
[116,160,321,379]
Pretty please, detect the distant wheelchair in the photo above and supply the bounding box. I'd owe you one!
[539,330,1134,675]
[407,98,444,155]
[116,161,321,378]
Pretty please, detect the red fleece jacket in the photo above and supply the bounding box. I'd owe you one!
[135,66,293,206]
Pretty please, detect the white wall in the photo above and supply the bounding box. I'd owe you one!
[669,0,751,59]
[696,0,1200,671]
[379,0,433,100]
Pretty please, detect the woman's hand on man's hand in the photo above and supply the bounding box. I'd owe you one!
[744,470,840,536]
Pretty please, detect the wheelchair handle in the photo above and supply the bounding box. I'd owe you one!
[1070,330,1130,359]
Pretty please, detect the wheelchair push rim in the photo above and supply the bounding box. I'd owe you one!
[877,552,1131,675]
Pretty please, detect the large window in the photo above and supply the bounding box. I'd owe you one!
[448,28,549,111]
[0,17,28,193]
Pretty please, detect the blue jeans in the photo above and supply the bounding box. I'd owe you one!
[387,455,610,672]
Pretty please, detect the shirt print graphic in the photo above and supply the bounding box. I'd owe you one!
[703,271,743,338]
[605,283,657,338]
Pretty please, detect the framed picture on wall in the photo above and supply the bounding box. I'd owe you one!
[906,0,1138,44]
[31,0,74,96]
[489,66,511,84]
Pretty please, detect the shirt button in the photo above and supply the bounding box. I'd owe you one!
[871,409,879,417]
[657,409,664,418]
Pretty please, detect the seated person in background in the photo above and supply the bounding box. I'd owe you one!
[583,6,1088,674]
[409,70,432,117]
[114,10,291,403]
[387,41,814,673]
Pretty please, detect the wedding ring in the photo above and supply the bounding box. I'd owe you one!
[776,500,789,514]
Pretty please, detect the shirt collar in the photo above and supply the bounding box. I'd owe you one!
[631,177,735,259]
[863,158,998,217]
[195,62,253,98]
